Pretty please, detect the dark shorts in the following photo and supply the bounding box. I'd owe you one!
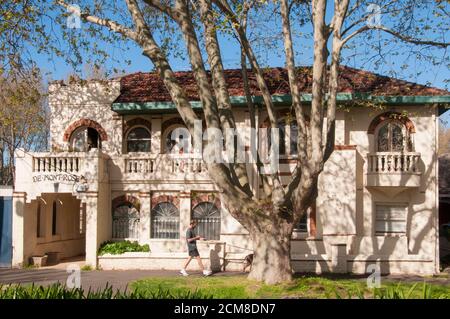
[188,248,199,257]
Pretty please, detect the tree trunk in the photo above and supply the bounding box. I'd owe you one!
[248,227,293,284]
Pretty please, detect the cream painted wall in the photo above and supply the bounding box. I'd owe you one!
[13,193,85,266]
[48,80,122,154]
[12,79,440,274]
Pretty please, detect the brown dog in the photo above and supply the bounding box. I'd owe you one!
[242,253,254,272]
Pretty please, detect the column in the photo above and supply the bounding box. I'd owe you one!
[179,191,191,252]
[81,193,99,267]
[139,192,151,243]
[151,116,162,154]
[331,243,348,273]
[112,113,123,154]
[335,111,346,145]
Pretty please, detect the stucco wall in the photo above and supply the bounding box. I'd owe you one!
[15,193,85,265]
[12,79,440,274]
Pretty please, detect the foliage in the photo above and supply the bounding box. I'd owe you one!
[1,276,448,299]
[0,282,211,299]
[0,68,48,185]
[97,240,150,256]
[81,265,93,271]
[1,0,448,284]
[439,124,450,155]
[131,275,450,299]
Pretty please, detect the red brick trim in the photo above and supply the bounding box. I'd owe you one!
[334,145,357,150]
[278,171,294,176]
[123,118,151,137]
[367,112,415,134]
[279,158,298,164]
[112,194,141,211]
[309,202,317,237]
[191,192,221,209]
[63,119,108,142]
[151,193,180,210]
[161,117,186,134]
[161,117,207,133]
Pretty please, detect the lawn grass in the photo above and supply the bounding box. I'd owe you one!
[131,274,450,299]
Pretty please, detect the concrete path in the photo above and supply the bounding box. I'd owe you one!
[0,268,448,293]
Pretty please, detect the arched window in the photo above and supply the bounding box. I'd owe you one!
[151,202,180,239]
[112,203,140,239]
[127,127,151,153]
[163,126,191,154]
[376,120,411,152]
[268,120,298,156]
[192,202,221,240]
[70,127,101,152]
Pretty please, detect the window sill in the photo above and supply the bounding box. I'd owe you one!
[279,155,298,160]
[291,231,309,240]
[375,233,406,237]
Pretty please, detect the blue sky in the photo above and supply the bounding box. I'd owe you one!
[33,3,450,124]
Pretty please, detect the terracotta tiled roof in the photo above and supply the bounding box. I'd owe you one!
[114,65,449,103]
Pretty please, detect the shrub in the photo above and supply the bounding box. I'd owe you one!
[0,283,210,299]
[81,265,93,271]
[98,241,150,256]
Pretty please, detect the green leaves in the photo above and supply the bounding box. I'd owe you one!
[0,282,212,299]
[97,240,150,256]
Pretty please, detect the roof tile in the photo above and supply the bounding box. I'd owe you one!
[114,66,449,103]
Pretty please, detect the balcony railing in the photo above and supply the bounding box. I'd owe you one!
[366,152,422,188]
[367,152,421,174]
[123,154,207,175]
[32,153,84,173]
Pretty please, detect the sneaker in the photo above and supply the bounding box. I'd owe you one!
[203,269,212,276]
[180,269,189,276]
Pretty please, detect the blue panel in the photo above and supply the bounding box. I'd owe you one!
[0,196,12,267]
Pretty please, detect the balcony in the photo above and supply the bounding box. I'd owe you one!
[110,153,210,182]
[14,150,107,202]
[32,153,84,174]
[366,152,422,188]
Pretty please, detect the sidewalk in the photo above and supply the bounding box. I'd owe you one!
[0,268,244,292]
[0,268,448,292]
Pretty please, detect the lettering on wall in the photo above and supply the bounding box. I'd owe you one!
[32,174,80,183]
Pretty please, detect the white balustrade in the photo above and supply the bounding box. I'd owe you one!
[124,154,207,175]
[125,157,155,173]
[32,155,83,173]
[367,152,421,174]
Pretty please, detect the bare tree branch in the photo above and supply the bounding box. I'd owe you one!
[56,0,138,41]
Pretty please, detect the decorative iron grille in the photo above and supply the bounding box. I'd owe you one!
[112,205,140,239]
[192,202,221,240]
[151,202,180,239]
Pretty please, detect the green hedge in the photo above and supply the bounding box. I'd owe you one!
[98,241,150,256]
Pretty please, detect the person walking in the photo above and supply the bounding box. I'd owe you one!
[180,220,212,276]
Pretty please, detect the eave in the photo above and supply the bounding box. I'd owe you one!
[111,93,450,114]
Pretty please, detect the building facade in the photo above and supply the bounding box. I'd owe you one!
[12,66,450,274]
